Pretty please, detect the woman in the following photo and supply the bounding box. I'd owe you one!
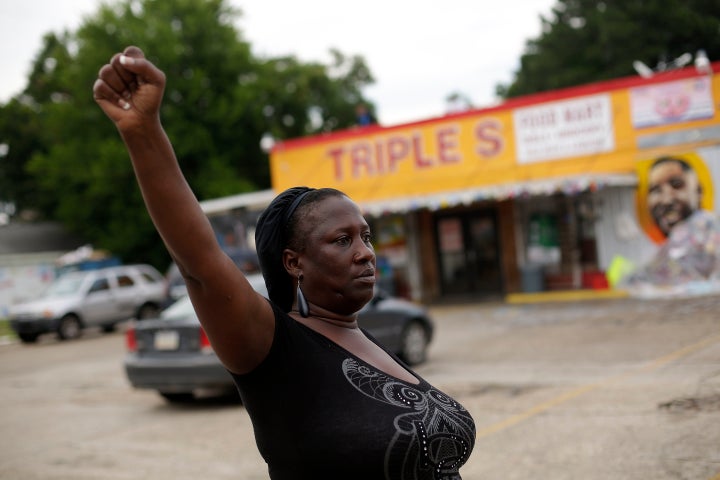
[94,46,475,479]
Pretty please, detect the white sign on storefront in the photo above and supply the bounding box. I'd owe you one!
[513,93,615,164]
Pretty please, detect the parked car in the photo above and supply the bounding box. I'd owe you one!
[9,264,167,343]
[164,247,261,304]
[123,277,434,403]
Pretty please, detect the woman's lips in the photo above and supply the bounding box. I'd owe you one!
[356,269,376,283]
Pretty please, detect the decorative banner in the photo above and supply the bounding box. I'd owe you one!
[630,77,714,128]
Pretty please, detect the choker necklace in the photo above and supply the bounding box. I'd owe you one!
[289,310,358,329]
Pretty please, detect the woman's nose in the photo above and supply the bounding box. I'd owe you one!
[354,243,375,263]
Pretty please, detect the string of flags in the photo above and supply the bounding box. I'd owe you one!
[359,173,637,216]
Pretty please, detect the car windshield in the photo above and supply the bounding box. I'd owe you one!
[160,274,267,321]
[43,274,86,297]
[247,273,268,298]
[161,296,196,320]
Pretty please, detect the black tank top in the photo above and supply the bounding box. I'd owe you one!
[230,302,476,479]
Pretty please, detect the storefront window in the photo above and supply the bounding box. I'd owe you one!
[435,211,502,297]
[372,215,410,297]
[527,213,560,266]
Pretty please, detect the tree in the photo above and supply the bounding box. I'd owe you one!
[3,0,375,268]
[0,32,73,216]
[497,0,720,99]
[0,99,44,215]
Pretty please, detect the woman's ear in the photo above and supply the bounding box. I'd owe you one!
[282,248,301,277]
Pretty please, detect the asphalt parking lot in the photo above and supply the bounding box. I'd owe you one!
[429,295,720,480]
[1,294,719,479]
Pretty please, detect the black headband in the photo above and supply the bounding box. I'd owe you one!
[283,190,312,225]
[255,187,316,312]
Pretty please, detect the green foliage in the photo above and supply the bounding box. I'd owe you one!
[1,0,375,269]
[0,100,45,212]
[0,320,16,338]
[498,0,720,98]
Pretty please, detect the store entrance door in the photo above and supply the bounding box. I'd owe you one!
[435,211,503,297]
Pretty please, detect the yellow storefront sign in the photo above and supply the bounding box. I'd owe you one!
[270,71,720,204]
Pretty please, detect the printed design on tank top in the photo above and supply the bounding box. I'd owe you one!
[342,358,475,480]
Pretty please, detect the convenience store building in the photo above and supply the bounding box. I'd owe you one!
[209,62,720,303]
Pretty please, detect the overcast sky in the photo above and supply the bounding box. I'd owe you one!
[0,0,556,126]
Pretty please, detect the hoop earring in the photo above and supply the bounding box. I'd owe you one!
[297,275,309,318]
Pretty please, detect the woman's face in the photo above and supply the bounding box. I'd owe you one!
[295,195,376,316]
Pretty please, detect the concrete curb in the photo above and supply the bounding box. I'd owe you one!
[506,289,630,304]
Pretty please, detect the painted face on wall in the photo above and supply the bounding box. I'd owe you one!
[647,159,701,237]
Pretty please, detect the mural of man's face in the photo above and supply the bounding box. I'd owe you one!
[647,159,701,237]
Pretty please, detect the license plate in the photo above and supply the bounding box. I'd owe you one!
[154,330,180,350]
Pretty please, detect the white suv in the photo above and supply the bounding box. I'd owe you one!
[9,264,167,343]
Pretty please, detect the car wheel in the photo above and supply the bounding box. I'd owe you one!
[18,332,39,343]
[136,303,161,320]
[399,321,429,366]
[101,323,116,333]
[159,392,195,403]
[57,314,82,340]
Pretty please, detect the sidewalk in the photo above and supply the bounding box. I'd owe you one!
[507,280,720,304]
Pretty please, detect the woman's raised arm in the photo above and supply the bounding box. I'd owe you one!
[93,46,274,374]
